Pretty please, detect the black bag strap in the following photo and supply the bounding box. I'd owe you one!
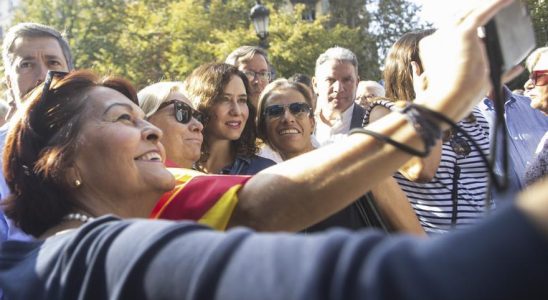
[353,192,393,233]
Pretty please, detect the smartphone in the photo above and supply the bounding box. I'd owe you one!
[483,1,536,73]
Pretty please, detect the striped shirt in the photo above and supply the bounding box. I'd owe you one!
[363,101,492,234]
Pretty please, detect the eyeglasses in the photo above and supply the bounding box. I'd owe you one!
[243,70,271,82]
[158,100,207,124]
[264,102,312,120]
[530,70,548,86]
[40,70,69,103]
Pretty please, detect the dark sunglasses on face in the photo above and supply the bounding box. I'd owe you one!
[158,100,207,124]
[264,102,312,120]
[530,70,548,86]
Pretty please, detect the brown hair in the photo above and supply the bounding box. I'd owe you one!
[3,70,137,237]
[383,29,435,101]
[185,63,258,168]
[256,79,314,145]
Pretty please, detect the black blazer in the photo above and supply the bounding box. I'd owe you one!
[350,104,367,130]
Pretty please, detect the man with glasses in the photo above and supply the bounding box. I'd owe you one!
[0,22,73,241]
[225,46,271,108]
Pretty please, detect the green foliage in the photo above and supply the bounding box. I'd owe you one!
[7,0,425,88]
[525,0,547,47]
[373,0,431,65]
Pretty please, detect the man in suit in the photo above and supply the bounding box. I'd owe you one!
[308,47,419,233]
[312,47,366,145]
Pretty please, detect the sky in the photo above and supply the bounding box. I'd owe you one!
[410,0,476,27]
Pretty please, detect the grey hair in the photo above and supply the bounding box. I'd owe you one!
[357,80,385,97]
[137,81,188,118]
[2,22,74,71]
[315,46,358,76]
[525,47,548,72]
[225,45,270,67]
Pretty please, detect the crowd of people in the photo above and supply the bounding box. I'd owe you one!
[0,0,547,298]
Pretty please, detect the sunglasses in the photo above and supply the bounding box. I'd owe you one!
[158,100,207,124]
[264,102,312,120]
[530,70,548,86]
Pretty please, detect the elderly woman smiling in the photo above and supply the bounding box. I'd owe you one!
[138,82,205,168]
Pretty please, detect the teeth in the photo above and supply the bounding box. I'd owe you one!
[279,129,299,135]
[227,121,240,126]
[136,152,162,161]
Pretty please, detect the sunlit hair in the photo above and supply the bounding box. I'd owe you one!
[225,45,270,68]
[3,70,137,237]
[315,46,358,76]
[525,47,548,72]
[256,78,314,145]
[138,81,188,118]
[383,29,436,101]
[184,63,258,169]
[357,80,385,98]
[2,22,74,71]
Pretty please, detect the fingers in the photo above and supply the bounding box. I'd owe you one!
[460,0,514,30]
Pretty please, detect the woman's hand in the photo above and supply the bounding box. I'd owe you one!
[415,0,513,124]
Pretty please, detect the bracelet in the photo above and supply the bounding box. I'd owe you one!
[400,103,442,154]
[351,103,444,157]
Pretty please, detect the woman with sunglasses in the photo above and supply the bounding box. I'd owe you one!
[523,47,548,187]
[366,29,492,234]
[256,79,424,234]
[524,47,548,115]
[138,82,206,169]
[3,2,548,297]
[185,63,276,175]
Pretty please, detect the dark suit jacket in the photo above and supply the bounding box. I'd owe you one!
[350,103,367,129]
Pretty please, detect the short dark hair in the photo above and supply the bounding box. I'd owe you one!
[2,22,74,71]
[225,45,270,67]
[3,70,137,237]
[383,29,436,101]
[185,63,258,169]
[288,73,313,89]
[256,79,314,144]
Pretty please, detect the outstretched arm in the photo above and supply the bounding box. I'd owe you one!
[229,0,515,231]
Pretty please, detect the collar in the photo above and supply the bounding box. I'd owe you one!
[484,86,516,110]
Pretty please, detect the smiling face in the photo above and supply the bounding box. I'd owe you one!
[264,88,315,160]
[148,91,203,168]
[72,86,175,217]
[5,36,69,106]
[524,52,548,115]
[206,75,249,142]
[314,60,359,116]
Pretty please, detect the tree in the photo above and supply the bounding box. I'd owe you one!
[371,0,431,65]
[525,0,547,47]
[4,0,427,88]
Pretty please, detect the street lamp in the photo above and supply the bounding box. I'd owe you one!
[249,1,270,49]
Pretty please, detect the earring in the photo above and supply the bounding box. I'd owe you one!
[74,179,82,188]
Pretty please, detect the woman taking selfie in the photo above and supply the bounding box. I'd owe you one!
[2,2,547,298]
